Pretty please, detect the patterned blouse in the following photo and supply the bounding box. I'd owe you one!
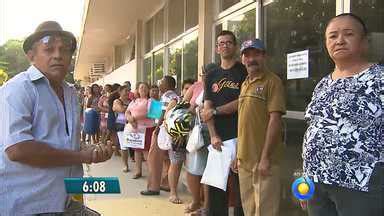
[303,64,383,192]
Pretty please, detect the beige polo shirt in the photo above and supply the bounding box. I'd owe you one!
[237,71,286,170]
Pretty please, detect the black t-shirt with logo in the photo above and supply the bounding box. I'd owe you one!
[204,62,247,141]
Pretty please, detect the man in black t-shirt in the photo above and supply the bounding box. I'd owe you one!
[202,30,247,216]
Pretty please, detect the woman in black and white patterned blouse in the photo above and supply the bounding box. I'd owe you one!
[302,13,383,216]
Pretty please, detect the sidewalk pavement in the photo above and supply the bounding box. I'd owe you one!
[83,154,191,216]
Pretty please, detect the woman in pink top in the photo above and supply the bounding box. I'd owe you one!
[98,84,112,142]
[126,82,155,179]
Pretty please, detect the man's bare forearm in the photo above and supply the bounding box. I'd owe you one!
[5,141,86,168]
[260,112,282,160]
[204,100,218,138]
[216,99,238,115]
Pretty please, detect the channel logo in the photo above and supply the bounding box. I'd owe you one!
[291,176,315,200]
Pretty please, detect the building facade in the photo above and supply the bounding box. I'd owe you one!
[74,0,383,215]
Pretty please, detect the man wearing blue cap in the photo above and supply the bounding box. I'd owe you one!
[236,39,286,216]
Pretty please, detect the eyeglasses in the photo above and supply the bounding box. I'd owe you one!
[38,35,74,53]
[216,40,234,47]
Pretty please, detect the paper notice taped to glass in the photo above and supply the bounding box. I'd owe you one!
[201,138,237,191]
[287,50,309,80]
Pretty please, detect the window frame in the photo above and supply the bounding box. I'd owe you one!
[211,3,258,62]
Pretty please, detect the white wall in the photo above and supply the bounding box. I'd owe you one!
[93,59,137,87]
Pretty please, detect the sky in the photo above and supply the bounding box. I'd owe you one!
[0,0,85,45]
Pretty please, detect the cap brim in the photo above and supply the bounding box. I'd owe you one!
[23,30,77,54]
[240,46,265,54]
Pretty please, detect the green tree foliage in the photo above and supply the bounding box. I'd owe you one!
[0,69,9,85]
[0,39,30,78]
[0,39,77,84]
[183,38,198,80]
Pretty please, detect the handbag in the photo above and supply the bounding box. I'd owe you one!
[157,124,172,150]
[186,108,205,153]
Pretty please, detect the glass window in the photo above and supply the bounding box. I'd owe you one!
[145,18,154,53]
[264,0,335,111]
[168,0,185,40]
[143,57,152,83]
[219,0,241,11]
[183,31,198,80]
[351,0,384,63]
[125,35,136,62]
[215,9,256,62]
[168,40,183,91]
[154,9,164,46]
[185,0,198,30]
[153,50,164,85]
[219,0,254,12]
[114,45,124,69]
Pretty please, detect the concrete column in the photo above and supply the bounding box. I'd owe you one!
[197,0,215,81]
[135,20,143,81]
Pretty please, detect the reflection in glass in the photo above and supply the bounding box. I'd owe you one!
[183,32,198,80]
[351,0,384,62]
[219,0,241,12]
[145,18,153,53]
[186,0,198,30]
[143,57,152,83]
[264,0,335,111]
[168,41,183,91]
[168,0,185,40]
[154,9,164,47]
[215,9,256,62]
[280,118,308,216]
[153,51,164,85]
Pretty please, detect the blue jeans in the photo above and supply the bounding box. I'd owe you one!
[308,163,384,216]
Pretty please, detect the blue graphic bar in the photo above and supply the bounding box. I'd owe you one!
[64,177,121,194]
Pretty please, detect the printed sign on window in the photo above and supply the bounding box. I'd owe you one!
[287,50,309,80]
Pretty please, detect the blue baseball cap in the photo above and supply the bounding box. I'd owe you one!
[240,39,265,54]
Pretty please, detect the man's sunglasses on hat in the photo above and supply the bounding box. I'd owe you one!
[36,34,75,53]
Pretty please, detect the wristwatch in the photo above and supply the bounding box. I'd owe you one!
[212,108,218,116]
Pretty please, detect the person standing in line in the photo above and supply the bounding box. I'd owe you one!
[98,84,112,143]
[237,39,286,216]
[124,80,137,161]
[149,84,160,100]
[125,82,155,179]
[84,84,101,144]
[141,76,178,195]
[202,30,247,216]
[166,79,194,204]
[0,21,113,215]
[113,85,132,172]
[183,63,217,215]
[106,83,122,156]
[302,13,383,216]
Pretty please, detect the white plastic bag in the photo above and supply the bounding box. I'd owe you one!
[200,138,237,191]
[201,145,232,191]
[186,110,204,153]
[122,124,146,149]
[157,124,172,150]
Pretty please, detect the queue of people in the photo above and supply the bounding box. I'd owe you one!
[0,13,383,216]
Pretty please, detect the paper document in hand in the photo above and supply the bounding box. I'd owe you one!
[201,144,233,191]
[222,138,237,161]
